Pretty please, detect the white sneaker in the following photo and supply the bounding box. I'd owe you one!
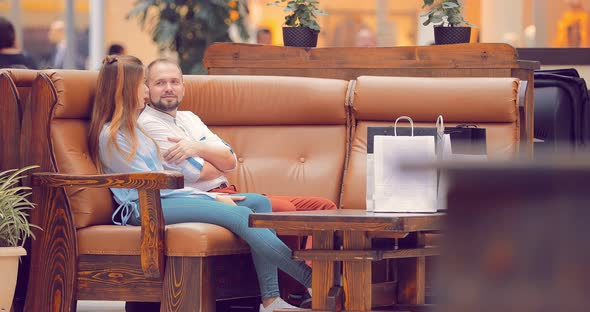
[259,297,302,312]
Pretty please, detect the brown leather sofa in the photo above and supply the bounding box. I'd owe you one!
[15,70,520,311]
[21,71,350,312]
[342,76,521,210]
[341,76,521,305]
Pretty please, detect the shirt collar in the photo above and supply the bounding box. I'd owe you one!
[142,105,177,123]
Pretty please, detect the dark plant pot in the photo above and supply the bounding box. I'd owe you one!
[434,26,471,45]
[283,27,319,47]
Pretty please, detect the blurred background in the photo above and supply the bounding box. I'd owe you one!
[0,0,588,70]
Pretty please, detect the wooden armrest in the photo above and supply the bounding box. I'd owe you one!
[31,171,183,280]
[31,170,184,190]
[518,80,528,108]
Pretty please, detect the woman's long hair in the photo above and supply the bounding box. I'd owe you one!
[88,55,145,173]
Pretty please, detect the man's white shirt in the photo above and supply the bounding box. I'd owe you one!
[138,105,237,192]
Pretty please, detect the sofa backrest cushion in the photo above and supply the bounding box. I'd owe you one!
[181,75,350,204]
[41,70,115,228]
[341,76,520,210]
[43,72,349,227]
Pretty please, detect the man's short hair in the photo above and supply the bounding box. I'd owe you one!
[146,58,183,82]
[0,17,16,49]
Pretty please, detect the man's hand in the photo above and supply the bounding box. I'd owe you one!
[164,136,236,172]
[165,137,201,164]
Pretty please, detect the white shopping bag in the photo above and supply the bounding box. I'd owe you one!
[372,116,438,213]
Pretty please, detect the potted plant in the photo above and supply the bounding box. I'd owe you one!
[128,0,250,74]
[268,0,327,47]
[421,0,475,45]
[0,166,39,311]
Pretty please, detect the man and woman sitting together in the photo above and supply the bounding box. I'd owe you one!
[89,55,335,311]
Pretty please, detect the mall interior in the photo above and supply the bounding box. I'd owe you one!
[1,1,590,312]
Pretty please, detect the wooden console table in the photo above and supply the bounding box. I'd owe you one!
[249,209,444,311]
[204,43,540,156]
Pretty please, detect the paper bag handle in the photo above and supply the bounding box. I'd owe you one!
[436,115,445,136]
[394,116,414,136]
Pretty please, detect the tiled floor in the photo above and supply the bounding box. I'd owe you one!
[77,301,125,312]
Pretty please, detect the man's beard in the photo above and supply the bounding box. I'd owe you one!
[149,96,181,112]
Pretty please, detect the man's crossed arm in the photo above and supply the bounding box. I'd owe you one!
[165,137,235,181]
[140,119,237,182]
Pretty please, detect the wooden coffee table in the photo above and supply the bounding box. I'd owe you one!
[249,209,444,311]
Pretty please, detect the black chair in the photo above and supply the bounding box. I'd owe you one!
[534,68,590,152]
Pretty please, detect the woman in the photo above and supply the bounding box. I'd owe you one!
[88,55,309,312]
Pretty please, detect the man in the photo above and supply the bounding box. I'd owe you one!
[140,58,335,303]
[355,27,377,48]
[48,20,66,69]
[140,58,336,213]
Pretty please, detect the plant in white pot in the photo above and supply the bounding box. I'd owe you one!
[268,0,327,47]
[421,0,476,45]
[0,166,39,311]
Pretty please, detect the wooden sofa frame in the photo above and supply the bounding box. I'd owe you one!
[22,71,261,312]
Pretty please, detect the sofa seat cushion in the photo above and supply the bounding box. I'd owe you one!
[77,223,250,257]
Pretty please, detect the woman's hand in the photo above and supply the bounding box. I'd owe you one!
[216,195,246,206]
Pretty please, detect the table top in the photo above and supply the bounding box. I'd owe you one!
[249,209,444,232]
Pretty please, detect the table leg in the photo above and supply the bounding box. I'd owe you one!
[311,230,334,310]
[342,231,371,311]
[397,232,426,305]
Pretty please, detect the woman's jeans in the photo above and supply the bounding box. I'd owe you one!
[130,193,312,300]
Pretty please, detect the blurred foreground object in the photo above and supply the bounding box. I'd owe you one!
[437,159,590,312]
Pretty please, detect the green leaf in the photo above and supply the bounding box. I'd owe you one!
[420,0,471,27]
[285,14,296,26]
[269,0,326,29]
[447,15,462,26]
[422,0,435,8]
[126,0,155,21]
[313,8,327,16]
[442,2,459,9]
[0,165,40,247]
[430,16,443,24]
[308,24,320,32]
[286,2,297,11]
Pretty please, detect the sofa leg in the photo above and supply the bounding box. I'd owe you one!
[24,186,78,312]
[160,256,215,312]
